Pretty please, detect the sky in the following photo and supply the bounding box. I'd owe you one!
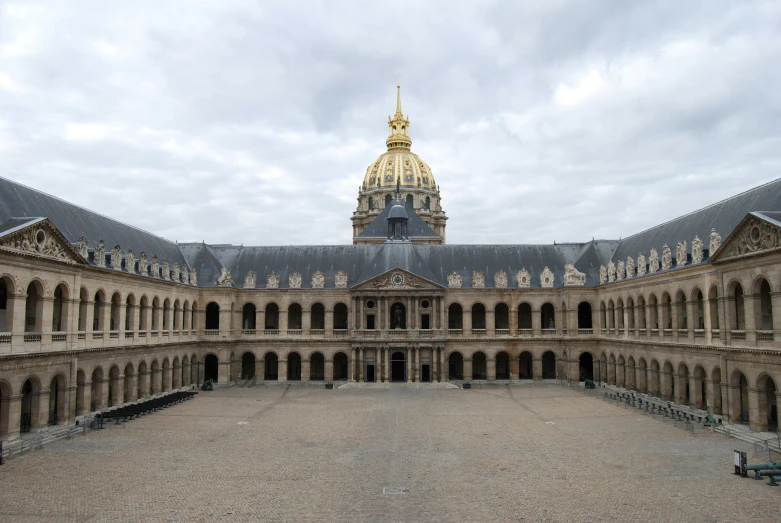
[1,0,780,246]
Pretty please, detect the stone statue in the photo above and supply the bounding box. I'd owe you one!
[709,228,722,255]
[563,264,586,286]
[607,262,616,282]
[691,236,703,264]
[216,267,233,286]
[599,265,607,284]
[172,263,180,282]
[676,241,687,267]
[189,267,198,285]
[637,253,646,276]
[162,260,170,280]
[626,256,635,278]
[139,252,148,274]
[649,248,659,273]
[181,266,189,283]
[617,260,625,280]
[391,304,405,329]
[151,255,160,277]
[94,240,106,267]
[76,236,88,259]
[661,245,672,270]
[111,245,122,270]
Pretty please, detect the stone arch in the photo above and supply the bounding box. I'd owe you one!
[333,302,349,330]
[0,275,15,332]
[615,298,625,330]
[265,303,279,330]
[661,292,672,330]
[52,282,69,332]
[205,302,220,330]
[162,297,171,330]
[162,358,171,391]
[617,354,626,387]
[333,352,348,380]
[579,351,594,381]
[518,302,532,330]
[494,303,509,330]
[24,280,45,332]
[626,356,636,389]
[390,301,406,329]
[90,367,104,411]
[311,303,325,330]
[48,373,68,425]
[241,352,256,379]
[75,369,86,416]
[662,361,674,401]
[264,351,279,380]
[607,299,615,331]
[125,293,136,331]
[471,351,487,379]
[542,351,556,379]
[448,303,463,330]
[108,364,121,407]
[173,299,181,330]
[636,295,647,329]
[448,351,464,380]
[204,354,219,383]
[757,373,778,431]
[753,277,773,332]
[637,357,648,392]
[650,359,661,397]
[241,302,256,330]
[730,369,749,423]
[172,356,181,388]
[310,352,325,381]
[190,301,198,331]
[288,303,303,330]
[578,302,593,329]
[541,302,555,330]
[110,291,122,332]
[151,296,161,330]
[648,293,659,330]
[519,351,533,380]
[182,300,191,330]
[139,295,149,331]
[471,303,486,330]
[150,359,160,395]
[287,352,302,381]
[495,351,510,379]
[690,287,704,330]
[123,362,135,403]
[20,376,41,433]
[677,362,690,405]
[137,360,148,399]
[693,365,707,409]
[608,354,617,384]
[674,289,687,331]
[599,301,607,330]
[626,297,635,330]
[727,280,745,331]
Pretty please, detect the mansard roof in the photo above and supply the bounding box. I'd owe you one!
[179,241,615,289]
[356,202,440,239]
[0,176,187,266]
[611,178,781,263]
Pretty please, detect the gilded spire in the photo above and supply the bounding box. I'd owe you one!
[387,82,411,151]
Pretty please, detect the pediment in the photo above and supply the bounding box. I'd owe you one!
[354,268,443,291]
[0,218,87,265]
[711,213,781,263]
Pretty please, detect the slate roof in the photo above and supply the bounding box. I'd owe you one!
[178,241,616,289]
[356,202,440,239]
[0,176,187,266]
[611,178,781,264]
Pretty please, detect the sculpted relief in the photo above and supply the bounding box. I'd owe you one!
[334,270,348,288]
[649,248,659,273]
[540,266,554,288]
[691,236,703,264]
[289,272,302,289]
[676,241,687,267]
[599,265,607,285]
[244,270,256,289]
[494,270,508,288]
[447,271,462,288]
[563,264,585,286]
[626,256,635,278]
[616,260,625,281]
[139,252,148,275]
[267,271,280,289]
[472,271,485,288]
[721,217,781,259]
[607,262,616,282]
[311,271,325,289]
[516,268,531,288]
[216,267,233,287]
[661,245,672,270]
[637,254,646,276]
[0,225,74,264]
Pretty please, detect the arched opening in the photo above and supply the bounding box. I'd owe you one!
[649,360,660,397]
[75,370,86,415]
[758,374,778,431]
[125,294,136,331]
[48,374,66,425]
[108,365,121,407]
[391,351,407,382]
[173,299,181,330]
[662,293,673,330]
[448,303,463,329]
[693,365,706,409]
[625,356,636,389]
[242,303,256,330]
[368,197,374,210]
[123,363,134,404]
[541,303,555,330]
[637,296,647,329]
[390,302,406,329]
[181,356,188,387]
[310,353,325,380]
[265,303,279,330]
[150,360,160,395]
[162,298,171,330]
[731,370,749,423]
[264,352,278,380]
[496,351,510,379]
[241,352,256,379]
[139,296,149,331]
[52,283,68,332]
[472,352,486,380]
[494,303,509,330]
[110,292,121,331]
[205,302,220,330]
[311,303,325,330]
[151,297,160,330]
[190,302,198,331]
[691,289,704,329]
[204,354,219,383]
[471,303,486,330]
[518,303,532,330]
[447,352,463,380]
[616,299,624,330]
[577,302,592,329]
[579,352,594,381]
[287,353,302,381]
[424,196,431,210]
[20,378,39,433]
[649,294,659,329]
[626,298,635,330]
[661,361,674,400]
[137,361,148,399]
[288,304,302,330]
[607,300,615,331]
[617,355,626,387]
[405,194,413,208]
[708,286,720,331]
[519,351,533,380]
[78,287,89,331]
[333,302,348,330]
[675,290,687,330]
[162,359,171,392]
[608,354,617,384]
[755,278,773,332]
[183,301,190,330]
[677,362,690,405]
[729,282,745,331]
[542,351,556,379]
[90,368,103,411]
[637,358,648,392]
[25,281,44,332]
[711,367,722,414]
[385,194,392,207]
[599,302,606,330]
[333,352,348,380]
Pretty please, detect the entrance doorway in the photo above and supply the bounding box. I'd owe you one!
[422,364,431,382]
[204,354,219,382]
[366,365,375,382]
[391,351,406,382]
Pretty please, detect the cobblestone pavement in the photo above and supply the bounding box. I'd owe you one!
[1,384,779,523]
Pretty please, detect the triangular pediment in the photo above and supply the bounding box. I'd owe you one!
[711,212,781,263]
[354,267,443,291]
[0,217,87,265]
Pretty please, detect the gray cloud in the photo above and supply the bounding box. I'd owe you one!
[1,0,780,246]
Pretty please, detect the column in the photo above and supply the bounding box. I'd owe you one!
[439,297,446,331]
[406,348,412,382]
[703,297,713,344]
[385,348,391,382]
[772,292,781,342]
[748,387,761,430]
[509,354,519,380]
[325,309,334,336]
[358,297,364,330]
[361,348,366,382]
[255,309,264,333]
[744,293,757,344]
[255,358,264,382]
[406,296,412,329]
[510,308,518,335]
[532,308,541,336]
[486,309,495,336]
[438,348,444,381]
[690,375,701,408]
[686,299,696,341]
[464,356,473,381]
[348,348,355,381]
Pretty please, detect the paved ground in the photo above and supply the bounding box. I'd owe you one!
[0,384,778,523]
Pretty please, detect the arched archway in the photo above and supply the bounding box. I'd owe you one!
[310,353,325,381]
[204,354,219,383]
[495,303,509,330]
[137,361,148,399]
[242,303,256,330]
[90,368,103,411]
[447,352,463,380]
[241,352,256,379]
[472,352,486,379]
[471,304,486,330]
[541,303,555,330]
[519,351,533,380]
[264,352,278,380]
[755,278,773,334]
[205,302,220,330]
[20,377,40,433]
[448,304,463,330]
[677,362,690,405]
[75,370,86,416]
[518,303,532,330]
[287,353,302,380]
[579,352,594,381]
[311,303,325,330]
[391,351,407,382]
[333,352,348,380]
[637,358,648,392]
[108,365,121,407]
[25,281,44,333]
[729,282,745,332]
[757,374,778,431]
[542,351,556,379]
[123,363,134,403]
[52,283,68,332]
[333,303,348,330]
[288,304,302,330]
[578,302,592,330]
[731,370,749,423]
[496,351,510,379]
[48,374,67,425]
[265,303,279,330]
[0,277,11,332]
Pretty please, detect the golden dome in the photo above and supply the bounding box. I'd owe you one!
[362,84,437,191]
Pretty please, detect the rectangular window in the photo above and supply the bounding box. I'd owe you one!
[366,315,375,330]
[421,314,430,329]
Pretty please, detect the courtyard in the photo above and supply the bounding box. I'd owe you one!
[0,384,777,522]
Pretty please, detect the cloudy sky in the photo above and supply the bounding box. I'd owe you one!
[1,1,780,246]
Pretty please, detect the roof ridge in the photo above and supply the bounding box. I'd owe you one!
[0,175,180,246]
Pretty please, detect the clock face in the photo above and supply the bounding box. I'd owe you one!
[391,273,404,286]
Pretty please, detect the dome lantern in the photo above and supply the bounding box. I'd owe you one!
[386,83,411,151]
